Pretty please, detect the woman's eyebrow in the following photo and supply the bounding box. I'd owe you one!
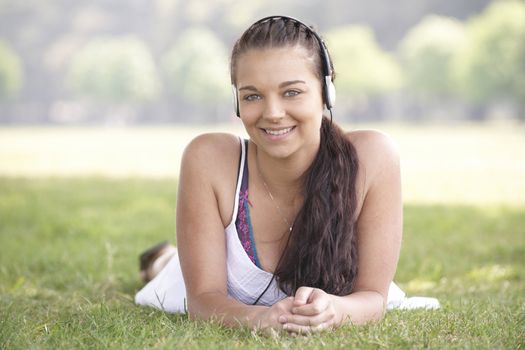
[238,85,258,92]
[279,80,306,88]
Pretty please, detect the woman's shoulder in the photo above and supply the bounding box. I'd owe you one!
[181,132,241,176]
[183,132,240,159]
[345,129,399,161]
[345,129,400,184]
[179,132,242,227]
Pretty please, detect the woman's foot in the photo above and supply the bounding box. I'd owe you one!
[139,241,177,283]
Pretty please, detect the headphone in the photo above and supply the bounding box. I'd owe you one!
[232,15,336,118]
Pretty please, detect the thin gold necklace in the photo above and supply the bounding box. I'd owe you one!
[255,150,294,234]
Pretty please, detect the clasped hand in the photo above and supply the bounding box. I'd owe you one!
[257,287,340,335]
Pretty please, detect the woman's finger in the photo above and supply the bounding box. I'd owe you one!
[283,321,330,335]
[293,286,315,307]
[292,289,330,316]
[281,310,334,327]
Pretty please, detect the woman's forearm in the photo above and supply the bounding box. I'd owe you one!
[187,291,268,329]
[331,290,386,325]
[188,290,384,332]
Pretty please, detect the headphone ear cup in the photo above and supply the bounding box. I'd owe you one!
[324,77,336,109]
[231,84,240,117]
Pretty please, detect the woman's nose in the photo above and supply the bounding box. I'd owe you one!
[262,96,285,122]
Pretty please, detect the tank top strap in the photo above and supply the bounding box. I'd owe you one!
[228,137,248,227]
[240,140,249,192]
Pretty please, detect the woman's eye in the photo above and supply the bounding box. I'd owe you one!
[284,90,300,97]
[243,94,260,102]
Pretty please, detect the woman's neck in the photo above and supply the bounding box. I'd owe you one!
[251,141,318,201]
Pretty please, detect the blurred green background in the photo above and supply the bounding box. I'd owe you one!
[0,0,524,203]
[0,0,524,124]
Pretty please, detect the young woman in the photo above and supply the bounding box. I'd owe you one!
[136,16,406,334]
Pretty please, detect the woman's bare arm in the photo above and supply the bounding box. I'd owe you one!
[176,134,293,330]
[279,130,403,332]
[344,129,403,322]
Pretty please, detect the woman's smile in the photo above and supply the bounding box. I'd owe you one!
[260,126,296,140]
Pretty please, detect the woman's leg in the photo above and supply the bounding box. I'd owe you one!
[140,242,177,283]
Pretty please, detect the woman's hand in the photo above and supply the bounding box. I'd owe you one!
[252,296,295,336]
[279,287,340,334]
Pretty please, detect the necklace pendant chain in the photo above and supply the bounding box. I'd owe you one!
[256,154,294,233]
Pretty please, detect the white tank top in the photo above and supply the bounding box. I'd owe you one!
[225,138,288,306]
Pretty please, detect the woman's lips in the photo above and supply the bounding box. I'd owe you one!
[262,126,295,136]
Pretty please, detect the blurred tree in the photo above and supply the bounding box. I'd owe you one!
[0,39,23,100]
[325,25,402,98]
[325,26,402,120]
[161,27,230,108]
[222,0,272,31]
[66,35,160,104]
[399,15,466,98]
[454,0,525,110]
[0,0,505,123]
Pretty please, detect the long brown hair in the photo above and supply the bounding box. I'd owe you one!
[230,17,359,296]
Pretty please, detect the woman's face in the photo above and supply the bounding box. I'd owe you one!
[235,46,324,160]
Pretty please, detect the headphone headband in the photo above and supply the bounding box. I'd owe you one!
[250,16,333,79]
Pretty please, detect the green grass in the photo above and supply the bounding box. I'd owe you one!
[1,177,524,349]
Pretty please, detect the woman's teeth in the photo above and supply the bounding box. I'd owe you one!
[264,127,293,136]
